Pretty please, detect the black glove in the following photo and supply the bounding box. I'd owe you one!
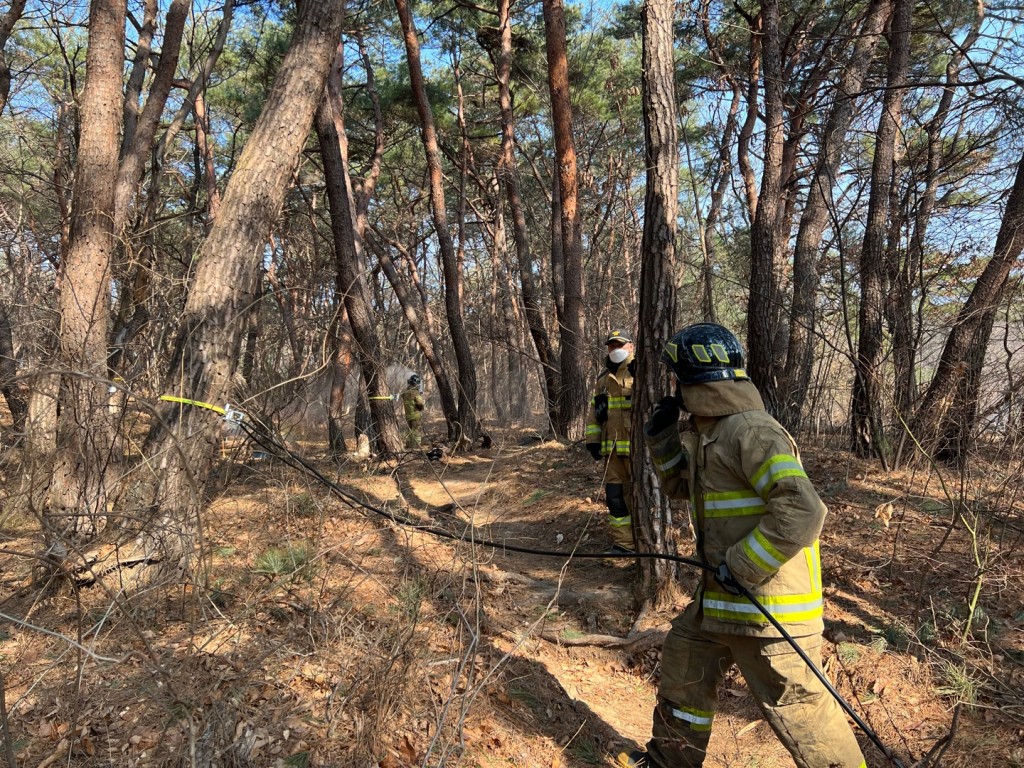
[715,562,743,596]
[586,443,602,461]
[645,396,680,435]
[594,393,609,425]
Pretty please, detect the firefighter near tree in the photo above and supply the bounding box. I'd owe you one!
[619,323,866,768]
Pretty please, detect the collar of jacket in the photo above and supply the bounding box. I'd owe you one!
[604,352,635,375]
[682,379,764,429]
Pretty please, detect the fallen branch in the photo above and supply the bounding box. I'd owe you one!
[538,627,666,652]
[912,703,960,768]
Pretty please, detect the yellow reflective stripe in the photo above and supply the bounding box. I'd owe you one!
[703,491,765,518]
[703,590,824,624]
[607,514,632,527]
[742,528,786,574]
[585,425,601,437]
[670,705,714,731]
[601,440,630,454]
[805,541,822,594]
[607,397,632,410]
[653,449,685,474]
[750,454,807,498]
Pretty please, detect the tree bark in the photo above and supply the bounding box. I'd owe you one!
[778,0,893,432]
[140,0,348,573]
[365,231,459,438]
[46,0,127,545]
[328,304,353,455]
[113,0,189,233]
[851,0,912,462]
[888,10,981,433]
[315,42,403,455]
[911,153,1024,462]
[634,0,681,607]
[0,301,26,434]
[0,0,28,117]
[394,0,479,445]
[542,0,587,440]
[491,0,560,430]
[746,0,785,415]
[0,0,29,433]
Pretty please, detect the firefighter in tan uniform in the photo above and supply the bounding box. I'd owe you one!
[585,329,636,554]
[400,374,425,449]
[620,323,866,768]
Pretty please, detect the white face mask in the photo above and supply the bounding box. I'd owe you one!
[608,348,630,364]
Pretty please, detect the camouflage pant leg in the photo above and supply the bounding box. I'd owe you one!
[647,602,730,767]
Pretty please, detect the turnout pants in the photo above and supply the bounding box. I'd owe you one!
[405,417,422,449]
[647,601,866,768]
[604,451,633,549]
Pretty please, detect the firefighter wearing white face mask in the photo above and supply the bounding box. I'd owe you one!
[585,329,636,554]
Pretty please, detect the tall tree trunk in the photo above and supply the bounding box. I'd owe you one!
[139,0,348,574]
[316,43,403,454]
[888,11,981,433]
[328,304,353,454]
[0,302,26,434]
[0,0,28,117]
[542,0,587,440]
[491,0,560,429]
[394,0,479,444]
[911,153,1024,462]
[45,0,127,547]
[635,0,681,607]
[778,0,893,432]
[746,0,785,414]
[851,0,912,462]
[113,0,189,233]
[0,0,29,433]
[736,16,762,220]
[193,89,222,229]
[366,233,460,438]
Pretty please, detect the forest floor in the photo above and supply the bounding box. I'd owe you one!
[1,415,1024,767]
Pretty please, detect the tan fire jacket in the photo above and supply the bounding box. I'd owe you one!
[401,387,424,423]
[585,355,634,457]
[645,379,826,638]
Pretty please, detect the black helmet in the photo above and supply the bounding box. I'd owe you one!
[408,374,421,387]
[662,324,748,385]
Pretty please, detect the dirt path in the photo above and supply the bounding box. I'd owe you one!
[1,425,1021,767]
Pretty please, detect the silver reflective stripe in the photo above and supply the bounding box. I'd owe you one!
[704,596,824,617]
[704,496,763,511]
[746,534,784,569]
[671,707,713,727]
[753,459,803,494]
[656,451,685,471]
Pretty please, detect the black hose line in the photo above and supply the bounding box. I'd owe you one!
[237,418,906,768]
